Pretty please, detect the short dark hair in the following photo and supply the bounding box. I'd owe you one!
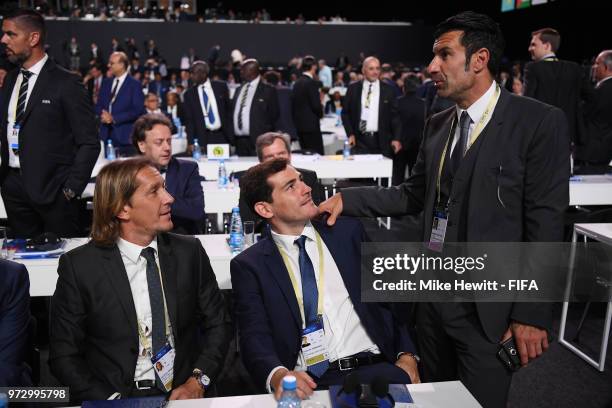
[532,28,560,53]
[240,159,289,212]
[434,11,505,76]
[255,132,291,162]
[6,9,46,46]
[131,113,172,152]
[301,55,316,72]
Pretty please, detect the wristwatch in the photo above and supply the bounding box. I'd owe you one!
[191,368,210,390]
[63,187,76,201]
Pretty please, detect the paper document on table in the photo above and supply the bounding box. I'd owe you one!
[352,154,384,161]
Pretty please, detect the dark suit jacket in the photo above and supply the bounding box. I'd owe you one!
[231,79,280,144]
[342,87,570,341]
[397,94,426,149]
[0,260,32,386]
[523,59,586,144]
[575,79,612,164]
[341,80,401,157]
[236,167,322,232]
[0,59,100,204]
[166,158,205,234]
[49,233,232,403]
[183,80,233,145]
[230,217,416,390]
[96,75,145,146]
[276,86,298,139]
[291,74,323,132]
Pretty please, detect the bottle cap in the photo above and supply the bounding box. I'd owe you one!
[282,375,297,391]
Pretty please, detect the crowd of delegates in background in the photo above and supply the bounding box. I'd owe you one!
[28,2,348,24]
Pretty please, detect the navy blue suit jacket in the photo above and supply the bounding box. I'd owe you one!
[96,75,145,146]
[166,157,205,234]
[0,259,32,386]
[230,217,415,390]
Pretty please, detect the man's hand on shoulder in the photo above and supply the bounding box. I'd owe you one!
[318,193,343,226]
[169,377,204,400]
[395,353,421,384]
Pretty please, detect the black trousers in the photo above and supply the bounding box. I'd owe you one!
[298,130,324,155]
[416,302,512,408]
[235,136,256,156]
[1,169,81,238]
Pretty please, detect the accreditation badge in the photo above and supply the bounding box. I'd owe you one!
[428,210,448,252]
[9,125,20,154]
[151,343,175,392]
[301,319,329,367]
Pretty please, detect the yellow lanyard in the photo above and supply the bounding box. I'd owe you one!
[435,84,501,207]
[277,232,325,326]
[136,257,172,356]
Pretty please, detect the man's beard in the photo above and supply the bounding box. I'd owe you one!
[7,51,29,66]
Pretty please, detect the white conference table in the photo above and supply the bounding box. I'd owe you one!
[20,234,233,297]
[166,381,481,408]
[569,174,612,206]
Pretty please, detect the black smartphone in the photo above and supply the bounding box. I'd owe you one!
[497,336,521,372]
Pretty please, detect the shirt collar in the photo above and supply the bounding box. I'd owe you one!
[271,221,316,253]
[24,53,48,76]
[248,76,260,87]
[540,53,557,61]
[303,72,313,79]
[363,79,379,88]
[455,80,497,125]
[115,71,128,83]
[201,79,212,89]
[596,75,612,88]
[117,237,159,264]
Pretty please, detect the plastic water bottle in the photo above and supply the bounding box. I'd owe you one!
[277,376,301,408]
[218,159,228,189]
[343,139,351,159]
[229,207,244,254]
[0,393,8,408]
[192,139,201,160]
[336,107,343,126]
[173,117,182,136]
[106,139,116,160]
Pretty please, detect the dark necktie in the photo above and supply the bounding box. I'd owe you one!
[237,82,251,131]
[15,70,33,126]
[201,86,216,126]
[294,235,329,378]
[140,247,167,391]
[109,79,119,109]
[359,82,373,133]
[451,111,472,174]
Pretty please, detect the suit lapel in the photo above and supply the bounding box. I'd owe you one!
[165,158,179,197]
[157,234,179,338]
[262,238,302,329]
[21,59,52,126]
[1,70,18,125]
[102,245,139,333]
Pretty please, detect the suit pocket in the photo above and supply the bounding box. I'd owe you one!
[490,165,522,210]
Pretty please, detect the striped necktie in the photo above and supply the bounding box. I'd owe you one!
[237,82,251,131]
[15,70,33,126]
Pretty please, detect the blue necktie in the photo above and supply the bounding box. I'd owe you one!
[201,87,216,126]
[294,235,329,378]
[141,247,167,391]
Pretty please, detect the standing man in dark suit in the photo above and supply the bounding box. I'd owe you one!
[320,12,569,407]
[132,113,205,234]
[0,9,100,238]
[183,61,232,154]
[231,59,280,156]
[84,62,104,105]
[236,132,322,231]
[96,51,145,157]
[291,55,324,154]
[575,49,612,173]
[0,259,32,386]
[523,28,585,144]
[49,158,230,402]
[341,56,402,176]
[397,76,426,178]
[232,159,419,399]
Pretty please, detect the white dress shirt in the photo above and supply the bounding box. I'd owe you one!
[199,79,222,130]
[109,71,129,112]
[6,54,49,168]
[450,80,499,155]
[265,222,380,392]
[117,237,175,382]
[233,76,260,136]
[166,105,178,120]
[596,75,612,89]
[361,80,380,132]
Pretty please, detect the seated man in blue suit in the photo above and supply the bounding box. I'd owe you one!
[132,113,205,234]
[0,259,32,386]
[231,158,420,400]
[96,51,145,156]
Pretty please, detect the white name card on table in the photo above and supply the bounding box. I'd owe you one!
[207,144,230,160]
